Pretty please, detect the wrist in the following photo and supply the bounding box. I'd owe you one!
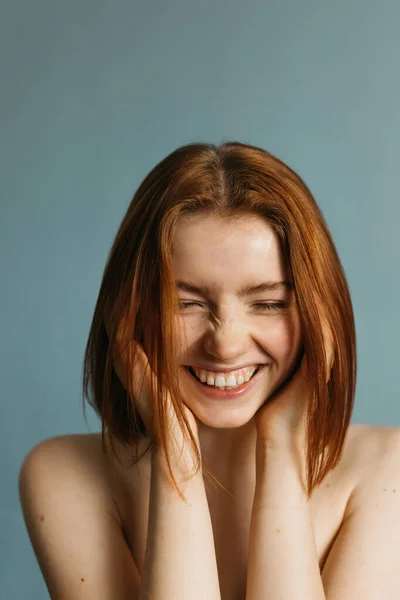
[152,444,203,487]
[255,442,308,495]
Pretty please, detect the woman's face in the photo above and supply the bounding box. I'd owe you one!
[171,213,303,429]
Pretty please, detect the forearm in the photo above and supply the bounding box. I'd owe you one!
[139,447,221,600]
[246,443,325,600]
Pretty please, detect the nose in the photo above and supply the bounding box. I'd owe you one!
[202,317,252,361]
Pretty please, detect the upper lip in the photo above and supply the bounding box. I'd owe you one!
[185,363,267,373]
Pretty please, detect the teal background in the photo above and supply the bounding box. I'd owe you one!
[2,0,400,597]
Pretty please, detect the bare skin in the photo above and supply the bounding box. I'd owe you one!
[41,423,398,600]
[19,214,400,598]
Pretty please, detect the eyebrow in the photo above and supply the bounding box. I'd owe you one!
[175,279,293,298]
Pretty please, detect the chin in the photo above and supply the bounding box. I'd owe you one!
[186,400,259,430]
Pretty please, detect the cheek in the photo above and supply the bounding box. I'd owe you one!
[260,316,302,360]
[174,318,196,351]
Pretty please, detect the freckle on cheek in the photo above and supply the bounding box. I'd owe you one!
[81,578,85,582]
[39,514,45,522]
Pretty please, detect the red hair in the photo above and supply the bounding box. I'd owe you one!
[82,141,356,500]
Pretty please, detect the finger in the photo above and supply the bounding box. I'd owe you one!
[110,312,155,434]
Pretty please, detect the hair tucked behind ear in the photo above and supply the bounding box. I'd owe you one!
[82,141,356,501]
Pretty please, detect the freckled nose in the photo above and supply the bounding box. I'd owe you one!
[203,319,250,357]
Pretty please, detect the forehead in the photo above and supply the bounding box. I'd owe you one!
[171,214,288,284]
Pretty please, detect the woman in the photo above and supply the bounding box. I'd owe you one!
[19,142,400,599]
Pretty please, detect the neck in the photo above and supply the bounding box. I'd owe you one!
[197,418,258,473]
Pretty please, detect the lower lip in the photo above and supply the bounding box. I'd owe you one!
[183,365,269,400]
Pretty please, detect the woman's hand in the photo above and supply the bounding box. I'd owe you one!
[107,312,200,463]
[254,318,334,457]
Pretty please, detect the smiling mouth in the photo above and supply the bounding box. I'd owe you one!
[184,365,260,388]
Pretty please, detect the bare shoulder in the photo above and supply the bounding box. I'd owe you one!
[320,425,400,594]
[19,433,141,599]
[351,423,400,469]
[20,433,120,519]
[346,423,400,512]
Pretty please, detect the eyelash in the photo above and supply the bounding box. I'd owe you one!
[179,302,289,312]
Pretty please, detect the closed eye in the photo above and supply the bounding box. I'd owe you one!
[179,302,203,309]
[252,302,289,311]
[179,302,289,311]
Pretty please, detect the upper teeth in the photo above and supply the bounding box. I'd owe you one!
[191,365,258,388]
